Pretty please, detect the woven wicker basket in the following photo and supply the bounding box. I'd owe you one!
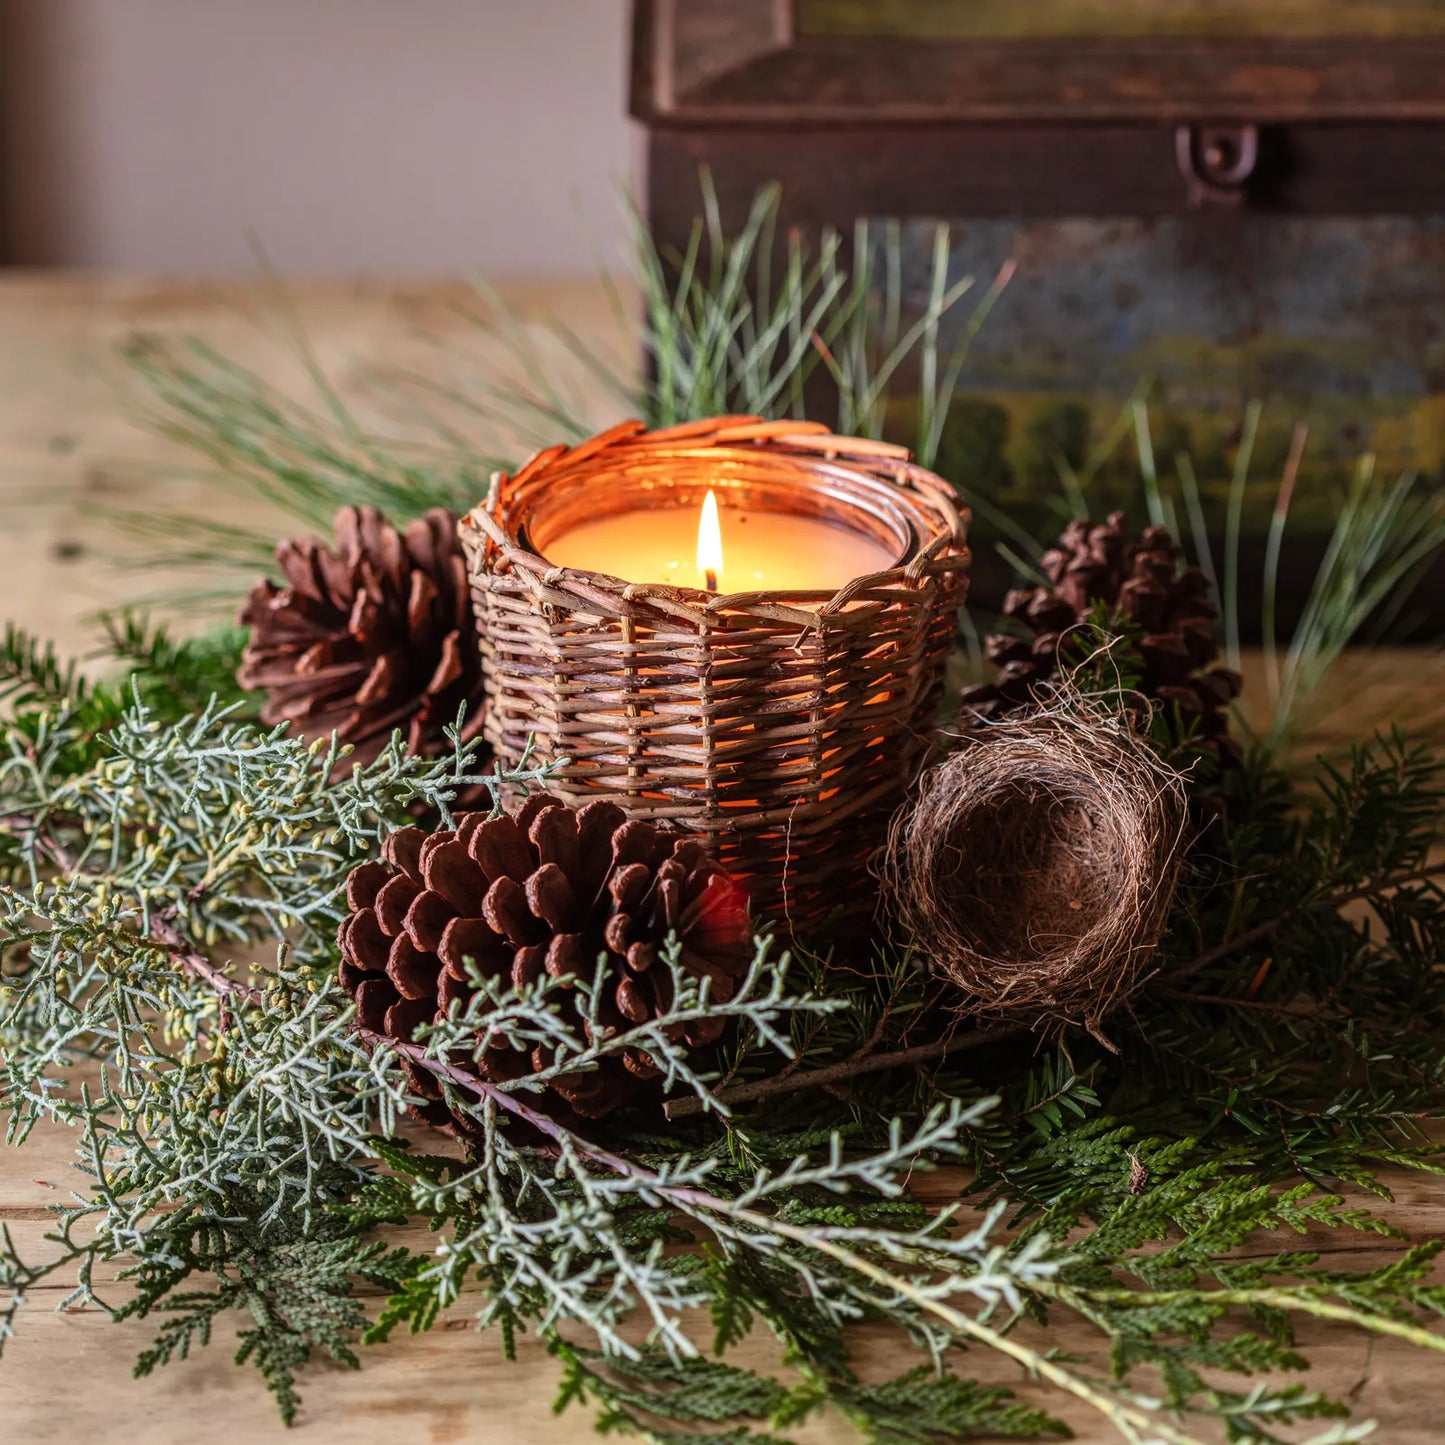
[460,416,970,938]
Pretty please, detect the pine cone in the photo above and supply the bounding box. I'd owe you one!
[961,512,1242,758]
[238,506,486,769]
[337,795,752,1130]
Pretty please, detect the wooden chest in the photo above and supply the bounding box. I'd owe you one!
[631,1,1445,627]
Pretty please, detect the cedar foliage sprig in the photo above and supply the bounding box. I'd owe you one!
[6,636,1445,1443]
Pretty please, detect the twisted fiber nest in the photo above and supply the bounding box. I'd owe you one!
[882,698,1190,1035]
[460,416,970,939]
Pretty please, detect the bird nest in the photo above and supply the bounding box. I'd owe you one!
[882,699,1190,1037]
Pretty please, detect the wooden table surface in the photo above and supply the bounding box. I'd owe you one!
[2,274,1444,1443]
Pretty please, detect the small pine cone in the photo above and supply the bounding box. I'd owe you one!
[238,505,486,769]
[961,511,1242,758]
[337,795,752,1130]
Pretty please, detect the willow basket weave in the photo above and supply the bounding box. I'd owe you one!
[460,416,970,938]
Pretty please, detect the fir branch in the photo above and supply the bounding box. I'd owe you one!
[118,1217,415,1425]
[412,933,841,1118]
[1067,401,1445,754]
[672,842,1445,1121]
[117,179,994,589]
[365,1028,1242,1445]
[0,686,561,1421]
[785,1362,1068,1443]
[149,906,264,1006]
[553,1343,1068,1445]
[550,1339,792,1445]
[0,624,88,712]
[97,612,255,721]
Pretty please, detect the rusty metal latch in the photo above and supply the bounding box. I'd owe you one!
[1175,123,1260,208]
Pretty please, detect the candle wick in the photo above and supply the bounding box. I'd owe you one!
[705,569,719,593]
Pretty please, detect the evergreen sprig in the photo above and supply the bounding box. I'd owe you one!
[0,624,88,713]
[111,183,1445,758]
[0,676,557,1411]
[5,628,1445,1443]
[97,611,256,720]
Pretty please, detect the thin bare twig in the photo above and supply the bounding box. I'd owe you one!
[13,810,267,1009]
[151,909,264,1008]
[26,811,265,1014]
[663,1023,1025,1120]
[677,863,1445,1118]
[1169,861,1445,984]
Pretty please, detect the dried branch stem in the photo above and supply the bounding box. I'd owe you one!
[1169,861,1445,984]
[662,1023,1025,1120]
[15,809,268,1009]
[151,909,264,1007]
[681,862,1445,1118]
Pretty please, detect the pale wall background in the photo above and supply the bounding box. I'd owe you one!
[2,0,636,275]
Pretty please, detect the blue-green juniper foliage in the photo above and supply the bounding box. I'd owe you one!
[2,619,1445,1444]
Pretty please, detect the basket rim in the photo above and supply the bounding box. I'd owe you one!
[463,415,970,621]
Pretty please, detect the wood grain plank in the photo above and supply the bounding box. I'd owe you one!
[0,275,632,661]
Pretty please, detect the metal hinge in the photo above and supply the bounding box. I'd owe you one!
[1175,123,1260,208]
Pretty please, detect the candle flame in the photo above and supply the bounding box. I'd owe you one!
[696,489,723,591]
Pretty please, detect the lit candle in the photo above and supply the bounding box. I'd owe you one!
[543,489,897,593]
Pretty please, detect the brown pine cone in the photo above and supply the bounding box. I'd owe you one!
[961,512,1242,758]
[337,795,752,1130]
[238,505,486,769]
